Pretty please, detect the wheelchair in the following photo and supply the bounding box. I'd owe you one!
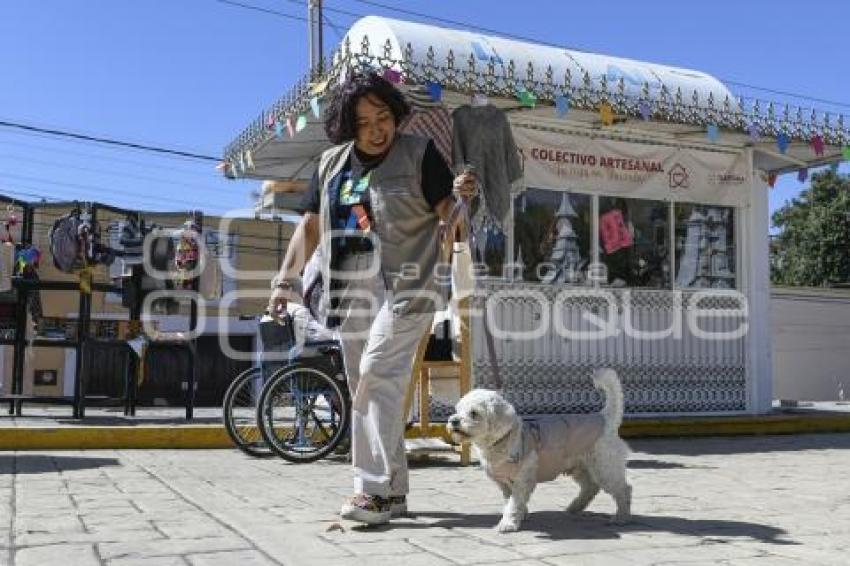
[222,312,350,463]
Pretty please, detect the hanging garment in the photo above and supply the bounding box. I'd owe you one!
[14,246,42,321]
[1,211,20,245]
[452,104,523,230]
[174,226,200,290]
[399,104,453,165]
[198,244,222,300]
[48,212,86,273]
[599,209,634,255]
[0,243,14,292]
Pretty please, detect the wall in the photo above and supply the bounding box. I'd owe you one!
[772,287,850,401]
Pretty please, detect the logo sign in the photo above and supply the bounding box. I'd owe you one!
[668,163,690,189]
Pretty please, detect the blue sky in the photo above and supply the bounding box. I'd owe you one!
[1,0,847,222]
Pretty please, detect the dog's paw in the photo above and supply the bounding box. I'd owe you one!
[566,502,586,515]
[496,518,520,533]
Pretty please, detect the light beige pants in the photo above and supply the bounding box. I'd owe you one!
[336,252,433,498]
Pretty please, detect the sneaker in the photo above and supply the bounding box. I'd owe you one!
[340,494,391,525]
[389,495,407,518]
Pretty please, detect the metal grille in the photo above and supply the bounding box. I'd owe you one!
[471,281,748,415]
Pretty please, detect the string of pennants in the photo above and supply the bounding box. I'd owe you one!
[225,69,850,183]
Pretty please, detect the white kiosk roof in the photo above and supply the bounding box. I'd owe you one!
[346,16,736,105]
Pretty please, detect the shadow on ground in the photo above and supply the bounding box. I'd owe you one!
[0,455,121,474]
[367,510,795,545]
[626,459,715,470]
[630,432,850,456]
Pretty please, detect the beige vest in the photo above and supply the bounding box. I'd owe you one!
[316,133,444,316]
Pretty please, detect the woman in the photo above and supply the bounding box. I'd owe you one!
[268,71,474,525]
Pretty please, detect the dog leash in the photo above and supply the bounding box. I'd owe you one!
[443,190,503,391]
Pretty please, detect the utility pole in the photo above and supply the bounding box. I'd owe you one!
[308,0,323,77]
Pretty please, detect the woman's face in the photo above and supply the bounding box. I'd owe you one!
[353,94,396,156]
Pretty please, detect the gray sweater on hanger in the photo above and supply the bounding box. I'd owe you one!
[452,104,523,229]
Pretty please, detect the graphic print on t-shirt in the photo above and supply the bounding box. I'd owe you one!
[339,171,371,206]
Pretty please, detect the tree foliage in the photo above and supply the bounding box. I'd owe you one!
[771,170,850,286]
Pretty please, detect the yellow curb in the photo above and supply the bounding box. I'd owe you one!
[620,413,850,438]
[2,413,850,450]
[0,426,234,450]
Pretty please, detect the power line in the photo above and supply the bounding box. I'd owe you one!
[1,174,232,211]
[213,0,309,22]
[0,120,220,162]
[0,153,241,196]
[0,139,222,176]
[723,81,850,111]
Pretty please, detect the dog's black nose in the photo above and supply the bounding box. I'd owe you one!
[448,415,460,426]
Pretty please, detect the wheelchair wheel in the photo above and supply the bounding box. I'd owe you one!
[257,363,350,463]
[222,367,273,458]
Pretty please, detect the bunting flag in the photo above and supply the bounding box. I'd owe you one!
[599,102,614,126]
[310,97,321,119]
[767,172,778,188]
[707,123,719,142]
[797,168,808,183]
[285,116,295,138]
[843,146,850,160]
[810,134,825,157]
[310,79,330,96]
[555,94,569,117]
[274,119,284,139]
[638,100,651,121]
[382,68,402,84]
[295,114,307,132]
[747,123,760,141]
[516,88,537,108]
[426,80,442,102]
[777,133,790,154]
[266,113,276,130]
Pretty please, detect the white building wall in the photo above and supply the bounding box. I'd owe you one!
[772,288,850,401]
[744,160,774,414]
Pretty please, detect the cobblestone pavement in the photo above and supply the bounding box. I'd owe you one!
[2,433,849,565]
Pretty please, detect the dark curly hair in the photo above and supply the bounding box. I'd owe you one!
[323,71,411,144]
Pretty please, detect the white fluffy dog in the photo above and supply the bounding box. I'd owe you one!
[447,368,632,533]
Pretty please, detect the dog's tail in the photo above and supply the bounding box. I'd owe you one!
[593,368,624,435]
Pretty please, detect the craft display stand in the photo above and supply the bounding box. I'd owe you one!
[0,198,202,420]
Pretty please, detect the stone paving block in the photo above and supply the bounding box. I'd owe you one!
[15,543,100,566]
[98,536,250,561]
[186,549,277,566]
[408,534,526,564]
[152,520,233,540]
[296,551,455,566]
[108,557,189,566]
[344,539,422,556]
[14,515,83,536]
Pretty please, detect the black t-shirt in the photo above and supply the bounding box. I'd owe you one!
[297,139,453,215]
